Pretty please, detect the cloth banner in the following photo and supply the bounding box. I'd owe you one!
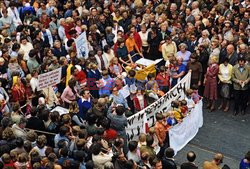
[75,32,89,59]
[126,72,191,141]
[169,100,203,154]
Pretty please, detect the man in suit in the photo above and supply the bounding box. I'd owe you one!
[162,148,177,169]
[226,44,238,66]
[181,151,198,169]
[185,7,195,25]
[187,34,198,53]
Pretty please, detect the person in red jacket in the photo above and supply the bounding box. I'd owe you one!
[11,76,26,107]
[156,66,170,93]
[133,89,147,112]
[72,65,87,87]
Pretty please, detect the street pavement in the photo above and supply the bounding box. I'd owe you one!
[174,100,250,169]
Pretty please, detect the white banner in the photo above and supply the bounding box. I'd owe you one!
[75,32,89,59]
[169,100,203,154]
[126,72,191,141]
[38,68,62,91]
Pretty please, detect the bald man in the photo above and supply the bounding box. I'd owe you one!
[203,153,224,169]
[226,44,238,66]
[181,151,198,169]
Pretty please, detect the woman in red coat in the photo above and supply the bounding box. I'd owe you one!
[204,56,219,112]
[133,89,147,112]
[11,76,26,107]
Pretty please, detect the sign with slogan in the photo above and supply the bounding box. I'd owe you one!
[75,31,89,59]
[126,72,191,141]
[38,68,62,91]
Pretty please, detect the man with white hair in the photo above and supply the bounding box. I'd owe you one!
[58,18,66,42]
[191,1,200,17]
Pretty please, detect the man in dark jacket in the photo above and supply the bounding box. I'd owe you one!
[162,147,177,169]
[26,107,45,131]
[181,151,198,169]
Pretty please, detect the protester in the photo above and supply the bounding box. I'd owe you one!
[232,56,250,115]
[218,58,233,112]
[204,56,219,112]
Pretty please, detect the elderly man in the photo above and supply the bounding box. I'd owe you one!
[232,56,250,115]
[225,44,238,66]
[12,117,28,140]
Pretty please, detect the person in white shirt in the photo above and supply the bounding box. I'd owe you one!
[191,1,200,17]
[138,24,149,57]
[58,18,66,42]
[30,70,39,93]
[7,2,22,27]
[19,37,33,60]
[95,48,109,71]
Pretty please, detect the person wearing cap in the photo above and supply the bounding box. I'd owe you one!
[203,153,224,169]
[231,56,250,115]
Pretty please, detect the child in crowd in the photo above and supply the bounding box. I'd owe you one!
[180,99,188,117]
[185,89,196,111]
[191,84,202,104]
[171,100,182,121]
[156,65,170,93]
[146,73,164,100]
[98,70,115,96]
[14,153,31,169]
[166,111,178,126]
[148,127,160,154]
[169,56,178,87]
[133,88,147,112]
[109,57,123,77]
[138,133,147,148]
[127,140,141,163]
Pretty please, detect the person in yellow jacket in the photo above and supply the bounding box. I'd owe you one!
[161,35,177,66]
[218,58,233,112]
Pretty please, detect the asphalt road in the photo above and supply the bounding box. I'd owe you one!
[175,99,250,169]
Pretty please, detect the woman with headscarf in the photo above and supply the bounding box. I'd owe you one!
[11,76,26,107]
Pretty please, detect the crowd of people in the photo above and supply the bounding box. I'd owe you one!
[0,0,249,168]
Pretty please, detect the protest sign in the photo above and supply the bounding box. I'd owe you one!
[38,68,62,91]
[126,72,191,141]
[75,32,89,59]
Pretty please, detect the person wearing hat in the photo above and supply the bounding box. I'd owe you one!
[203,153,224,169]
[231,56,250,115]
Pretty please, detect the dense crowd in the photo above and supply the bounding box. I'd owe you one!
[0,0,249,168]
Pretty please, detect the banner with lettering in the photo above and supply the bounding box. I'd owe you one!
[38,68,62,91]
[126,72,191,141]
